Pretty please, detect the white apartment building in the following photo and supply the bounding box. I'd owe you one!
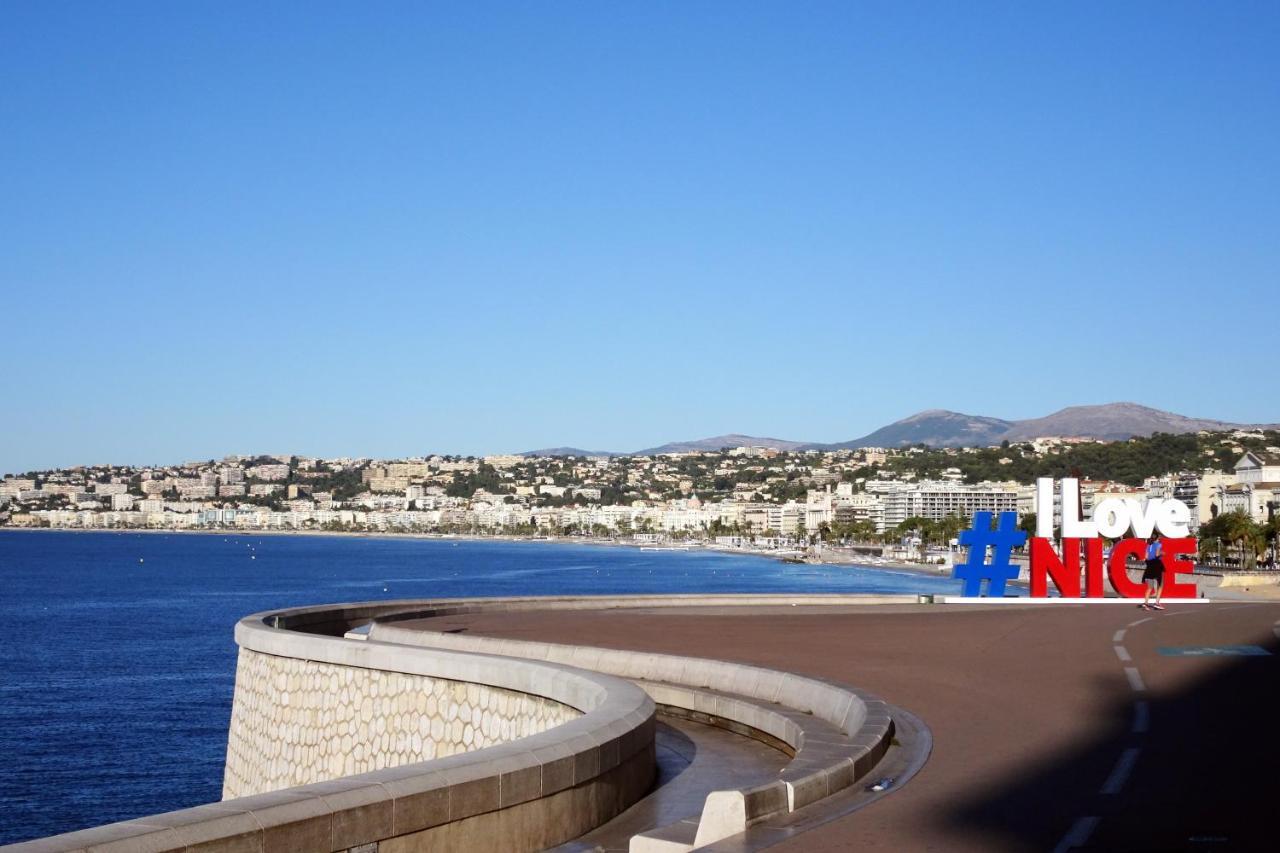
[0,479,37,496]
[247,464,290,481]
[387,462,431,479]
[1235,451,1280,486]
[832,493,886,533]
[916,482,1017,520]
[484,455,525,469]
[757,502,806,536]
[177,484,216,499]
[806,488,834,531]
[369,477,410,493]
[866,480,1018,530]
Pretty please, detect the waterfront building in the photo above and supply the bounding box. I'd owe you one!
[866,480,1018,530]
[832,493,886,533]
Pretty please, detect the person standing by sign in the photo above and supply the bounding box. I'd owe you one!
[1140,534,1165,610]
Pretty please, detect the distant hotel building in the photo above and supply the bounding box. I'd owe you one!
[865,480,1018,530]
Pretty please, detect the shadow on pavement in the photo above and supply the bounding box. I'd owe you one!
[941,628,1280,852]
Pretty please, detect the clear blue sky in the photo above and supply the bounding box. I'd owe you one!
[3,2,1278,474]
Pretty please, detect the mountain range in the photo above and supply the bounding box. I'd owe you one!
[520,403,1277,457]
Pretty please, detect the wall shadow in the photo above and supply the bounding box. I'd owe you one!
[940,630,1280,851]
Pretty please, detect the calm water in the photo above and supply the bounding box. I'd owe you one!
[0,530,964,843]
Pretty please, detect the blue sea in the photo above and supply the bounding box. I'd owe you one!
[0,530,964,843]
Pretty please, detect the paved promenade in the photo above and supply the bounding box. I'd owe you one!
[401,601,1280,852]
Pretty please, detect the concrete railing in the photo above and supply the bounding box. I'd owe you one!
[365,594,897,850]
[5,602,656,853]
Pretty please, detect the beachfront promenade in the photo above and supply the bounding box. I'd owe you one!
[6,594,1278,851]
[390,597,1280,851]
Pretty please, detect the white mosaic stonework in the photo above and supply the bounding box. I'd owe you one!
[222,648,580,799]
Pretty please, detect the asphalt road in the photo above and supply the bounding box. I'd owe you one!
[404,601,1280,852]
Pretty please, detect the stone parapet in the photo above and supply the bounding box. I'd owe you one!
[223,647,579,798]
[4,601,656,853]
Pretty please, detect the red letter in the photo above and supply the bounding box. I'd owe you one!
[1161,537,1198,598]
[1108,538,1149,598]
[1084,538,1106,598]
[1031,537,1080,597]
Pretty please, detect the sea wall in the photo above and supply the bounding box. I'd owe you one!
[223,647,579,798]
[4,595,910,853]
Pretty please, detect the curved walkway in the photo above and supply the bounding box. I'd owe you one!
[408,599,1280,852]
[370,599,903,850]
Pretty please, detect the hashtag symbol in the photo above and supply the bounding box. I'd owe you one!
[954,511,1027,597]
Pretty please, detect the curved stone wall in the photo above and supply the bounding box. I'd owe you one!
[5,595,909,853]
[224,648,579,798]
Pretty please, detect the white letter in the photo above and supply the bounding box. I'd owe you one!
[1124,498,1160,538]
[1155,499,1190,538]
[1061,478,1097,538]
[1036,478,1055,537]
[1093,498,1129,538]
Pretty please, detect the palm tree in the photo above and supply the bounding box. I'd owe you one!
[1266,516,1280,569]
[1218,511,1261,570]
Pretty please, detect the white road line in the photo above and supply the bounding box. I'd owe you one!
[1052,815,1100,853]
[1113,629,1127,643]
[1133,700,1149,734]
[1124,667,1146,692]
[1101,747,1141,794]
[1114,645,1132,662]
[1128,616,1153,627]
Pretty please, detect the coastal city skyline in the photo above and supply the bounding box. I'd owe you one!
[6,424,1277,570]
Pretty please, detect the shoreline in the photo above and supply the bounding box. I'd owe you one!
[0,525,957,580]
[10,526,1274,595]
